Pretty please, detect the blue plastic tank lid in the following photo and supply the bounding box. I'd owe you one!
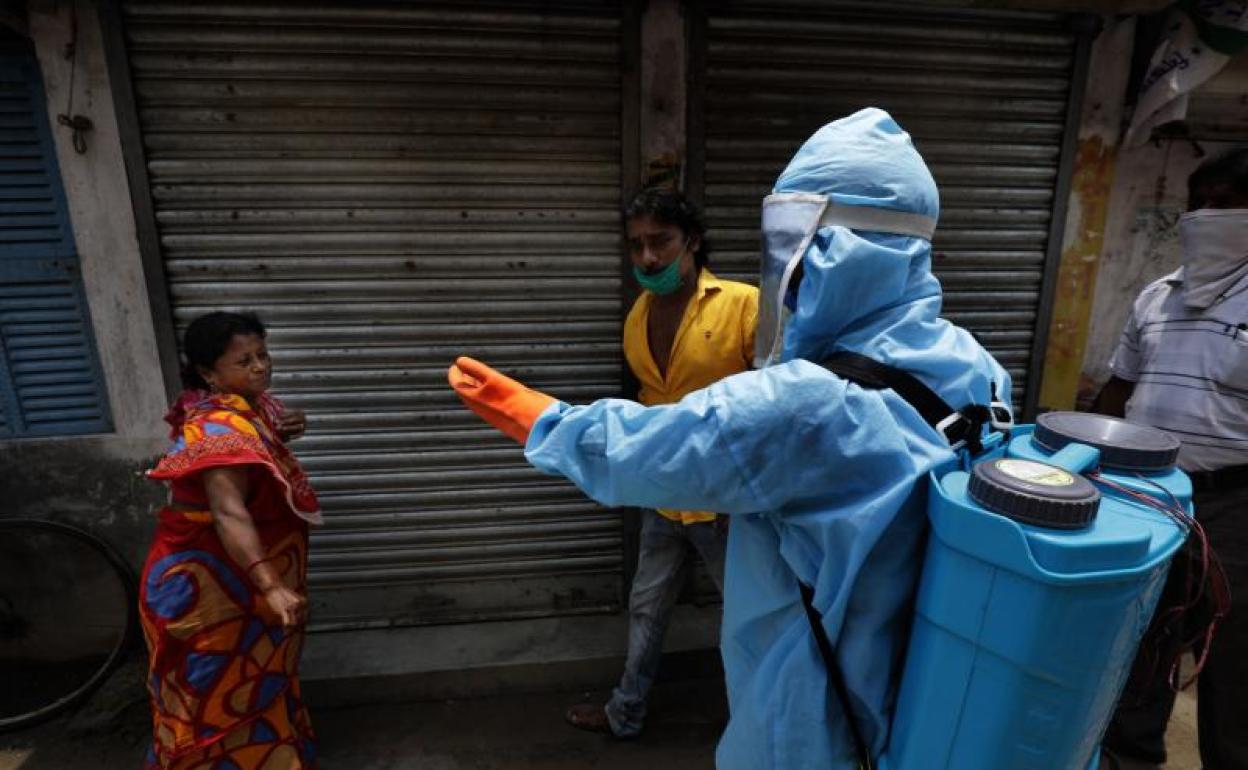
[1034,412,1180,473]
[969,457,1101,529]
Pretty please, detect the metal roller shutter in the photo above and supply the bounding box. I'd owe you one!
[699,1,1083,410]
[119,0,628,628]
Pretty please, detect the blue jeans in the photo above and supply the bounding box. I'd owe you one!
[604,510,727,737]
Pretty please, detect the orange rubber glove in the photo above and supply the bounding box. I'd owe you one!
[448,356,557,444]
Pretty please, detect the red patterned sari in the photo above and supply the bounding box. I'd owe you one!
[140,391,321,770]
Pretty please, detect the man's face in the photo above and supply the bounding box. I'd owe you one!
[625,214,698,283]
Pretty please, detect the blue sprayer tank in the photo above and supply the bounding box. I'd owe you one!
[880,412,1188,770]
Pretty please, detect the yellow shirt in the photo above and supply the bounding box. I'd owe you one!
[623,269,758,524]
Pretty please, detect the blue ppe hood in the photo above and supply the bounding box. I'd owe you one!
[775,107,1008,414]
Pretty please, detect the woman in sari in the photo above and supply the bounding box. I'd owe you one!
[140,311,321,770]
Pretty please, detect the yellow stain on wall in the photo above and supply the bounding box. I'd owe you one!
[1037,135,1118,412]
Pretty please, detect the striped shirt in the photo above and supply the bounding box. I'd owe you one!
[1109,267,1248,472]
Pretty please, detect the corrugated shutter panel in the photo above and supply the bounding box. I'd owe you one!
[0,53,110,437]
[120,1,626,627]
[702,1,1078,405]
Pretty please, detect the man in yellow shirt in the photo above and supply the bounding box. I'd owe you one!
[565,187,758,737]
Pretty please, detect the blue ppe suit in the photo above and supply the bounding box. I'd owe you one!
[525,108,1012,769]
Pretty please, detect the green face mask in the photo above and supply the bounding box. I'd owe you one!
[633,257,684,295]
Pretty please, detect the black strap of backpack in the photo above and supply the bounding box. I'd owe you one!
[800,581,874,770]
[821,350,996,454]
[799,351,1011,769]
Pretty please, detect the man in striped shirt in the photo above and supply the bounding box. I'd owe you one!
[1096,147,1248,770]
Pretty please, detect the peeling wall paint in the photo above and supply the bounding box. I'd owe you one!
[1038,16,1135,412]
[1039,135,1119,411]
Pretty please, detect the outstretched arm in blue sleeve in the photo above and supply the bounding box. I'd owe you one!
[525,361,924,517]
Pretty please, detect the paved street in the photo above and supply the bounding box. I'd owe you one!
[0,657,1199,770]
[0,661,726,770]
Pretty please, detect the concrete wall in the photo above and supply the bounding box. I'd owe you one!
[302,606,721,704]
[28,0,166,437]
[2,2,168,565]
[1036,16,1135,413]
[639,0,686,188]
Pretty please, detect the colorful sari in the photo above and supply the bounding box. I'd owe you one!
[140,391,321,770]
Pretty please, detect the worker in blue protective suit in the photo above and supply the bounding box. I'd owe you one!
[448,107,1012,770]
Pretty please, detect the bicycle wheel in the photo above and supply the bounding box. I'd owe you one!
[0,518,136,731]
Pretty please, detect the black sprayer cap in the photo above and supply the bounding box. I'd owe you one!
[969,457,1101,529]
[1034,412,1180,473]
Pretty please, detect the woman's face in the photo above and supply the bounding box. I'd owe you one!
[626,215,698,283]
[200,333,271,400]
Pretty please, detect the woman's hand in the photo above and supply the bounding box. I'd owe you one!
[262,584,307,629]
[276,409,307,442]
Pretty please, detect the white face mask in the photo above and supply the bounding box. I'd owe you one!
[1179,209,1248,309]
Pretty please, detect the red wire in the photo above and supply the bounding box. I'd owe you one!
[1086,471,1230,690]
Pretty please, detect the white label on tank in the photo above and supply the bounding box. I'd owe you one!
[995,459,1076,487]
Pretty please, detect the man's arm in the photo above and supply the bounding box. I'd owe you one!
[523,360,926,516]
[1091,376,1135,418]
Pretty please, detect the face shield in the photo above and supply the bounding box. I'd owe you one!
[753,193,939,368]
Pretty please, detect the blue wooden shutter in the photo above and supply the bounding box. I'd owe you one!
[0,51,110,436]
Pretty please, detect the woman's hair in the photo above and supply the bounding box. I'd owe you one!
[624,187,712,269]
[180,311,267,390]
[1188,146,1248,209]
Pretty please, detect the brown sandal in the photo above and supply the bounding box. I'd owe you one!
[564,702,612,734]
